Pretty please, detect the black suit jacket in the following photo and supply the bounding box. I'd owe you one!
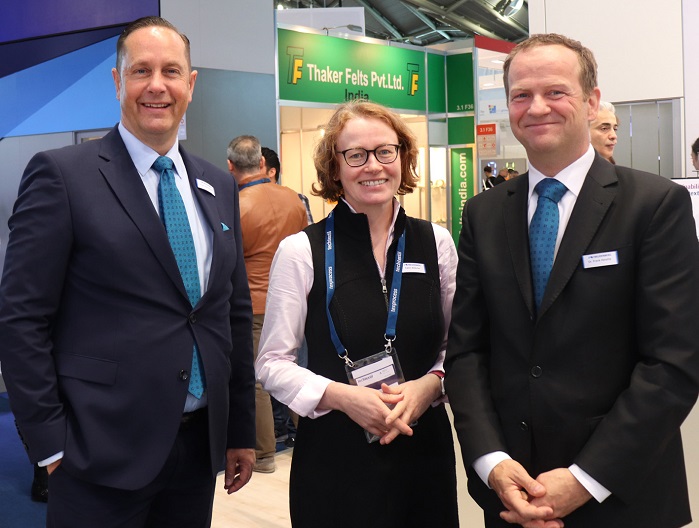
[0,126,255,490]
[446,154,699,527]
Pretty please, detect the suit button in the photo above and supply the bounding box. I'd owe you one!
[530,365,543,378]
[179,370,190,381]
[519,421,529,431]
[189,313,197,324]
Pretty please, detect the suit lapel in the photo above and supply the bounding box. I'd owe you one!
[503,175,536,317]
[181,149,222,305]
[538,157,618,317]
[97,128,188,301]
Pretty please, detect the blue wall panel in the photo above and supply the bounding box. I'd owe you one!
[0,37,120,138]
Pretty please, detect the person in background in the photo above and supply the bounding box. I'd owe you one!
[0,16,255,527]
[262,146,314,224]
[691,137,699,172]
[260,146,310,448]
[446,33,699,527]
[256,100,459,527]
[590,100,618,163]
[483,165,496,189]
[227,136,308,473]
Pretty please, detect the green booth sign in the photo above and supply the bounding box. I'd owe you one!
[450,147,474,243]
[278,28,427,111]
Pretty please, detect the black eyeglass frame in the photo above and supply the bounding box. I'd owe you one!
[336,144,401,167]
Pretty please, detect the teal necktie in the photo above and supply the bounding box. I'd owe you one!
[529,178,567,312]
[154,156,205,398]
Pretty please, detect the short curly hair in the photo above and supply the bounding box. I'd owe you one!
[312,100,419,201]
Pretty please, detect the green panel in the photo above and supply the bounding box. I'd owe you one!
[446,53,474,113]
[450,147,474,243]
[278,29,426,111]
[448,116,475,145]
[427,53,446,114]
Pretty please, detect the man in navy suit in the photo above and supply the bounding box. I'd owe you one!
[446,34,699,527]
[0,16,255,527]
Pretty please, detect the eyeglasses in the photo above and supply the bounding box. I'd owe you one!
[336,144,400,167]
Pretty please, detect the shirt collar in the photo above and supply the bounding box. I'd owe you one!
[340,197,401,240]
[527,144,595,200]
[118,122,186,179]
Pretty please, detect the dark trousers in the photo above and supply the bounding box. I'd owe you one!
[47,409,216,528]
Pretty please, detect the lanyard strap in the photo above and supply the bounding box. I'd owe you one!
[239,177,271,190]
[325,211,406,364]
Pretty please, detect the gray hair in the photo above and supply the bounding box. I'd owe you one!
[227,135,262,174]
[599,101,616,114]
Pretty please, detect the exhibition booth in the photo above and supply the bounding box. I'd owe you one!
[275,16,519,240]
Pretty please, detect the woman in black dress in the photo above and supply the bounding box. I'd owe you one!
[256,100,459,527]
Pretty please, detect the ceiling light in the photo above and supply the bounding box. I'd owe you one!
[504,0,524,17]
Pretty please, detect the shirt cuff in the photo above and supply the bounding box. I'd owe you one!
[473,451,511,488]
[38,451,64,467]
[291,374,333,419]
[569,464,612,503]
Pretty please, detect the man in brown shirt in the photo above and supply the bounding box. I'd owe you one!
[227,135,308,473]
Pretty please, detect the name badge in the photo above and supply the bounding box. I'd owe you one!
[196,179,215,196]
[402,262,426,274]
[582,251,618,269]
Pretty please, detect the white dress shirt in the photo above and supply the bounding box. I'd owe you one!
[255,198,457,419]
[119,123,213,412]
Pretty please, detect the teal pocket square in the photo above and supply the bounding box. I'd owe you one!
[221,222,230,232]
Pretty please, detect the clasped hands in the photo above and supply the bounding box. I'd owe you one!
[323,374,440,445]
[489,459,592,527]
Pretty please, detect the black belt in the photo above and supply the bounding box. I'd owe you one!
[180,407,207,429]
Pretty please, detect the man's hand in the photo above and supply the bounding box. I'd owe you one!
[223,448,255,494]
[46,460,62,475]
[489,459,560,527]
[525,469,591,520]
[499,468,592,527]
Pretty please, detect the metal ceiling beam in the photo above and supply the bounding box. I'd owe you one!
[400,0,501,40]
[354,0,406,40]
[465,0,528,36]
[444,0,472,15]
[400,2,452,42]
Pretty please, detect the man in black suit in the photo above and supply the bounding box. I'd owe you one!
[0,16,255,527]
[446,33,699,527]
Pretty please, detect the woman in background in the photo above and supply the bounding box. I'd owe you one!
[256,100,459,527]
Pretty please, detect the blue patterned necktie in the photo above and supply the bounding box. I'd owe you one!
[529,178,567,312]
[154,156,205,398]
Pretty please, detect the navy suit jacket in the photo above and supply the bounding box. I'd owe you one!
[0,126,255,490]
[446,154,699,527]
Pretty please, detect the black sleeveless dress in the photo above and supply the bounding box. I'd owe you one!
[290,200,459,527]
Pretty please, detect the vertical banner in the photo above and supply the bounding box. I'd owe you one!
[450,147,474,243]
